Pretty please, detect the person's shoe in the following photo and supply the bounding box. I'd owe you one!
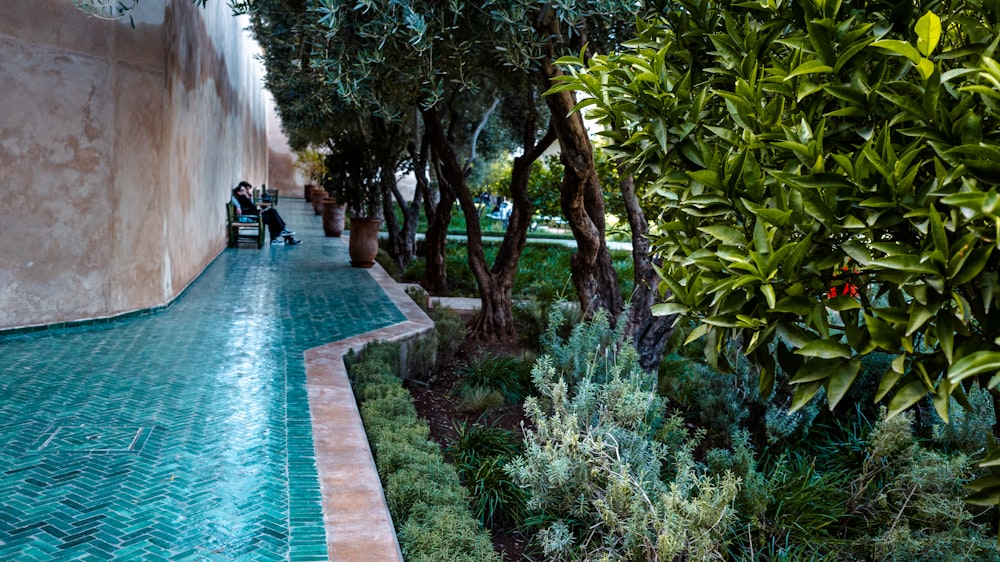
[270,238,285,245]
[285,237,303,245]
[280,229,296,236]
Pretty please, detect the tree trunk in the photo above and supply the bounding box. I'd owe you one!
[471,122,557,340]
[381,157,421,271]
[620,174,675,371]
[422,106,555,341]
[541,57,624,322]
[422,160,453,295]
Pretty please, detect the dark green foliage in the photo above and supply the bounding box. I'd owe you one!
[560,1,1000,494]
[445,421,527,528]
[754,453,851,556]
[429,306,465,361]
[933,383,994,455]
[844,412,994,560]
[455,351,531,408]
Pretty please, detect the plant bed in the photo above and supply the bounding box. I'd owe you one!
[408,319,534,561]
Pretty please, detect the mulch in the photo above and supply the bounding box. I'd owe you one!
[406,318,533,561]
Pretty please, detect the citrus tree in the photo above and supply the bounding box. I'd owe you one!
[555,0,1000,502]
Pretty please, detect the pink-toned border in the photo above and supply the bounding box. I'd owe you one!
[304,254,433,561]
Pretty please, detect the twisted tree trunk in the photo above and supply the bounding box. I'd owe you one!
[541,56,623,322]
[619,174,675,371]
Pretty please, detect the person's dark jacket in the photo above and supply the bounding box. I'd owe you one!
[235,194,258,216]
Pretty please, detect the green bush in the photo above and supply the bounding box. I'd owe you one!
[348,341,499,561]
[508,309,740,560]
[455,351,531,408]
[385,463,470,522]
[847,411,994,560]
[398,504,500,562]
[446,421,527,528]
[932,382,994,455]
[564,0,1000,500]
[429,306,465,362]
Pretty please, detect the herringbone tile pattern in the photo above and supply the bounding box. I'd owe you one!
[0,201,405,560]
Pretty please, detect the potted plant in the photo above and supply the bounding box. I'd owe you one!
[324,141,382,267]
[321,196,347,237]
[295,148,326,201]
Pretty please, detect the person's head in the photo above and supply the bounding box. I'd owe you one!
[233,182,252,197]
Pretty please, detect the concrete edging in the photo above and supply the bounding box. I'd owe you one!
[304,254,434,562]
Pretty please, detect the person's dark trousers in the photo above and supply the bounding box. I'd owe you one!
[260,207,285,240]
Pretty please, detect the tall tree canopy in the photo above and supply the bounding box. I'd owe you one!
[239,0,670,345]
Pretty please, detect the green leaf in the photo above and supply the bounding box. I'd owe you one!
[761,284,776,309]
[875,366,903,402]
[965,487,1000,506]
[937,313,956,365]
[842,239,873,265]
[915,11,942,57]
[928,206,948,258]
[698,225,746,246]
[826,296,861,311]
[871,255,938,275]
[906,301,939,336]
[933,375,955,422]
[916,58,935,81]
[940,191,987,210]
[871,39,922,64]
[948,351,1000,384]
[790,379,824,412]
[786,59,834,79]
[651,303,688,316]
[887,379,928,419]
[684,323,709,346]
[687,170,722,188]
[953,246,994,285]
[795,339,852,359]
[979,449,1000,469]
[826,357,862,410]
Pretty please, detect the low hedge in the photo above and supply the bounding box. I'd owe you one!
[346,341,500,562]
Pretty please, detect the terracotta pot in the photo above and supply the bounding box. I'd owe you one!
[348,218,382,268]
[311,189,326,215]
[304,183,315,201]
[322,200,347,237]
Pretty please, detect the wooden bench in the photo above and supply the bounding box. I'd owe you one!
[227,202,265,249]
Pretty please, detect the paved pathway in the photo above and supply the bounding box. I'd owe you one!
[0,200,426,560]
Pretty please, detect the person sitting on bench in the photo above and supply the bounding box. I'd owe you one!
[232,182,302,245]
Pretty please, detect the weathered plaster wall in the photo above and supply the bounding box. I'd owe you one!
[0,0,267,330]
[266,90,305,199]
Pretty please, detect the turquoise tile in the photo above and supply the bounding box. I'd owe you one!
[0,201,405,560]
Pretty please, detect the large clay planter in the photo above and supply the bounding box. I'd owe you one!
[304,183,315,201]
[311,189,326,215]
[322,200,347,237]
[348,218,382,268]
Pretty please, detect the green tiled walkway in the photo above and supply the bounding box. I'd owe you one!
[0,200,405,560]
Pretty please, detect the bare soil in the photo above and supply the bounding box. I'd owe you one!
[407,313,533,561]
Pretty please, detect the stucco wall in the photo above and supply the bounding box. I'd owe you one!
[266,89,306,199]
[0,0,268,330]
